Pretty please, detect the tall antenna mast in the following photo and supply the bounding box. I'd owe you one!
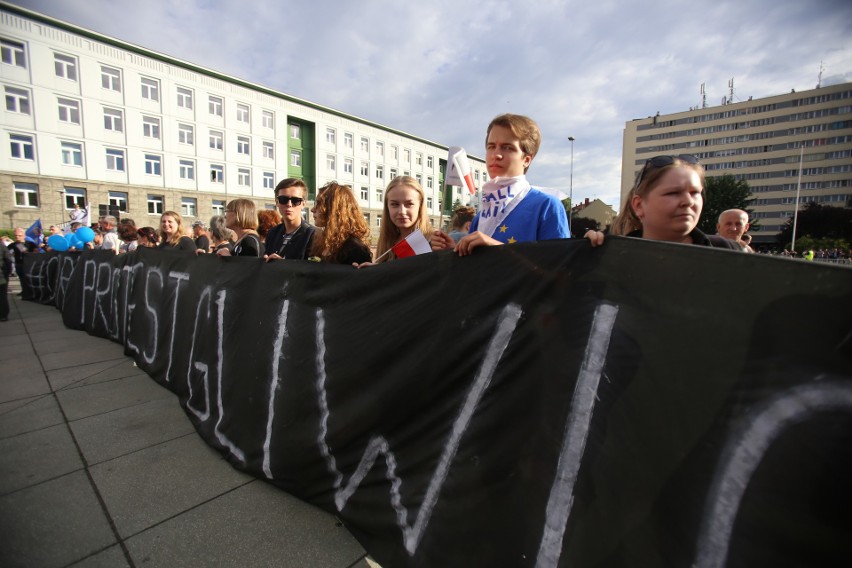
[700,83,707,109]
[728,78,735,104]
[817,61,824,88]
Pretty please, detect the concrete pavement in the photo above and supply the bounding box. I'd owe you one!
[0,277,374,568]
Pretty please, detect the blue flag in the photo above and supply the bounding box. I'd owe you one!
[25,219,43,245]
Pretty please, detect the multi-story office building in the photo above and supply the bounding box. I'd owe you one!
[622,82,852,244]
[0,4,486,235]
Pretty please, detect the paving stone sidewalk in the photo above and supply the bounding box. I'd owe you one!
[0,277,373,568]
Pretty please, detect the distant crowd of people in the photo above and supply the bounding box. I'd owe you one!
[6,113,835,323]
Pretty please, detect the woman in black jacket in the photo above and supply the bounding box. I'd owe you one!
[217,199,262,258]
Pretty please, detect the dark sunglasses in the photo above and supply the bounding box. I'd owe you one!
[276,195,304,206]
[636,154,700,186]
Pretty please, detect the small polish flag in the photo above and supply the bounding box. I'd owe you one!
[390,229,432,259]
[452,149,477,195]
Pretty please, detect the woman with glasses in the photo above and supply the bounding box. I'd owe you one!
[586,155,739,249]
[217,199,262,257]
[157,211,197,251]
[309,181,372,265]
[264,178,316,261]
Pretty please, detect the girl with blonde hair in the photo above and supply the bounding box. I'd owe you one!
[372,176,433,264]
[157,211,196,251]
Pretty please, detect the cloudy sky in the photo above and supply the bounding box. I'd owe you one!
[12,0,852,210]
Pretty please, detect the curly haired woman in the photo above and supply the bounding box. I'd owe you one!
[309,181,372,265]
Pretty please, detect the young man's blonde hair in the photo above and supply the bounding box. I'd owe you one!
[486,113,541,172]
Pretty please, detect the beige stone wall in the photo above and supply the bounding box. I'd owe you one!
[0,172,277,230]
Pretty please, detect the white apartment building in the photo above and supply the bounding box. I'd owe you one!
[622,82,852,244]
[0,4,486,234]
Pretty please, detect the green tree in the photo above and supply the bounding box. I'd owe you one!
[698,174,756,234]
[570,216,599,238]
[776,201,852,248]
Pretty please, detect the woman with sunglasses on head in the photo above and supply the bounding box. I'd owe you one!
[264,178,316,261]
[310,181,372,265]
[585,155,739,249]
[217,199,262,257]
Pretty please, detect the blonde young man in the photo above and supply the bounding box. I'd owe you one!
[433,113,570,256]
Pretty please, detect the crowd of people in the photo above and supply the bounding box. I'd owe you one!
[7,112,835,323]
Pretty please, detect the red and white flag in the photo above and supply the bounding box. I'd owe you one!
[391,229,432,259]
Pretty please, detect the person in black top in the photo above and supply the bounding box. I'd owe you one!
[585,155,740,250]
[157,211,197,251]
[206,215,234,256]
[264,178,316,262]
[309,181,372,265]
[217,199,262,258]
[192,220,210,253]
[8,227,35,277]
[0,242,12,321]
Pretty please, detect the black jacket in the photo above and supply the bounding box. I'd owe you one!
[264,222,316,260]
[627,228,740,249]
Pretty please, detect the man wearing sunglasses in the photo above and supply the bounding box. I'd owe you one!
[264,178,316,261]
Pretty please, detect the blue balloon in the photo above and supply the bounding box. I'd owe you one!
[65,232,76,245]
[75,226,95,243]
[48,234,69,251]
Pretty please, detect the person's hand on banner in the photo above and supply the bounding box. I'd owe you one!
[584,230,605,247]
[455,231,501,256]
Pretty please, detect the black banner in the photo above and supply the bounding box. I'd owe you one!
[23,240,852,567]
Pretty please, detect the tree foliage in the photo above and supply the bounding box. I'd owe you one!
[698,174,756,234]
[776,201,852,247]
[570,216,599,238]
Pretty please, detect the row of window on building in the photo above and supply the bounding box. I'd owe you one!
[3,36,452,178]
[3,38,264,123]
[636,121,852,156]
[8,133,279,188]
[7,129,443,192]
[639,90,852,131]
[750,179,852,193]
[11,181,219,218]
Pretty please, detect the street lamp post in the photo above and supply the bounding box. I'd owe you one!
[568,136,575,236]
[791,145,804,253]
